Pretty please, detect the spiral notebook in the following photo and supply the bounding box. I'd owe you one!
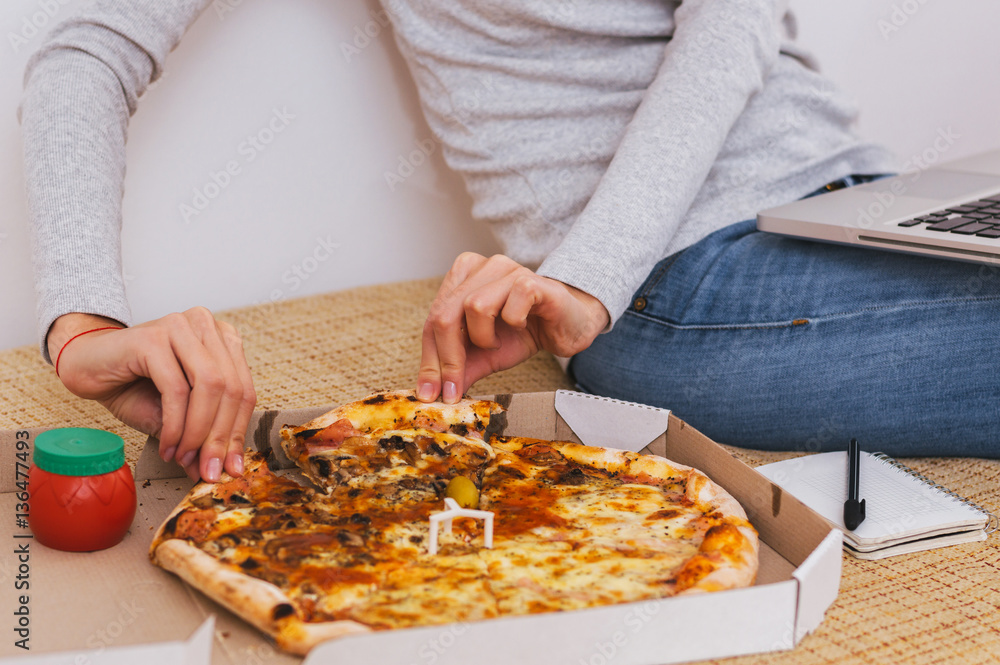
[757,451,998,560]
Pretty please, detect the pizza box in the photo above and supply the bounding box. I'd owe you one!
[0,390,841,665]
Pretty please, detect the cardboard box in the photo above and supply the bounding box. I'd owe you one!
[0,391,841,665]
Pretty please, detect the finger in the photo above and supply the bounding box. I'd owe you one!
[432,314,467,404]
[418,303,468,405]
[463,278,545,390]
[461,274,566,389]
[416,319,444,402]
[219,321,256,477]
[463,286,504,351]
[182,452,201,482]
[499,272,548,330]
[184,311,246,483]
[463,268,533,349]
[461,322,538,393]
[416,254,488,402]
[196,371,241,483]
[438,252,489,297]
[427,288,474,404]
[136,334,192,462]
[165,317,227,473]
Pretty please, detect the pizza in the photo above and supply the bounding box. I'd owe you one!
[150,391,758,654]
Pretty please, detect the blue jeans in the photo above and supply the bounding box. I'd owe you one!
[570,177,1000,457]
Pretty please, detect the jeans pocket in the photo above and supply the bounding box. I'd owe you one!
[631,250,686,313]
[629,219,758,322]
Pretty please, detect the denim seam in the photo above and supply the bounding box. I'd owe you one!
[807,294,1000,321]
[625,293,1000,330]
[624,310,808,331]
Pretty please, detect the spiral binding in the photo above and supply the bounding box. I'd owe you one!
[871,452,999,534]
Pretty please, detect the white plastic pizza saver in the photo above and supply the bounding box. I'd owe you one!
[427,498,494,555]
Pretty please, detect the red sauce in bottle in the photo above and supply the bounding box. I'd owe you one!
[28,428,136,552]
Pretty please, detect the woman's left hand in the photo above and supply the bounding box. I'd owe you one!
[416,253,609,403]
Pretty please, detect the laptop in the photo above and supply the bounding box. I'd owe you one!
[757,149,1000,264]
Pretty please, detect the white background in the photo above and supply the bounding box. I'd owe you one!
[1,0,998,352]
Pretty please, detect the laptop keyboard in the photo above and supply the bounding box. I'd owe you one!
[899,195,1000,237]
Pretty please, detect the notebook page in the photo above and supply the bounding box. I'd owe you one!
[757,451,987,546]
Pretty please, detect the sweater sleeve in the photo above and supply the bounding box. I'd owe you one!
[21,0,211,362]
[536,0,790,324]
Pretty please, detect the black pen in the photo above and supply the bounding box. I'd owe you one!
[843,438,866,531]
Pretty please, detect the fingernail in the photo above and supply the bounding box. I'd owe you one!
[162,446,177,463]
[205,457,222,482]
[232,455,244,475]
[443,381,458,403]
[179,450,196,467]
[417,382,434,401]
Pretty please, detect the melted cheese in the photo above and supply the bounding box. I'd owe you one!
[166,398,756,636]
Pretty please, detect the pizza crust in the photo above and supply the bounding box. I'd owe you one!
[149,455,374,654]
[152,539,371,655]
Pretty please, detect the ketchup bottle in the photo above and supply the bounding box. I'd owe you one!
[28,428,137,552]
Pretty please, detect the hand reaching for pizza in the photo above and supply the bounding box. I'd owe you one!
[417,253,610,403]
[49,309,256,483]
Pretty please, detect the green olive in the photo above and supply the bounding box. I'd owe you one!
[446,476,480,509]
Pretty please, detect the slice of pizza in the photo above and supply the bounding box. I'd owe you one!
[279,390,501,491]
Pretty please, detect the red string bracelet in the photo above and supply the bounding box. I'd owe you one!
[54,326,123,378]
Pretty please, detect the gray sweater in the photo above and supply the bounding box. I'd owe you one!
[23,0,897,362]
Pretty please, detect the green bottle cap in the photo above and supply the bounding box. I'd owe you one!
[33,428,125,476]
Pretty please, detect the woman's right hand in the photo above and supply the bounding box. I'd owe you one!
[48,308,256,482]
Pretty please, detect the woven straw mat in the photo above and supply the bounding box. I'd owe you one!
[1,277,997,665]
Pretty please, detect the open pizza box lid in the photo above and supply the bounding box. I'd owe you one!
[0,391,840,665]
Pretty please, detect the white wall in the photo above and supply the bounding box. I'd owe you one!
[1,0,999,352]
[793,2,1000,166]
[0,0,497,352]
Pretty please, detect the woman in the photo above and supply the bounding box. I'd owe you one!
[34,2,976,487]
